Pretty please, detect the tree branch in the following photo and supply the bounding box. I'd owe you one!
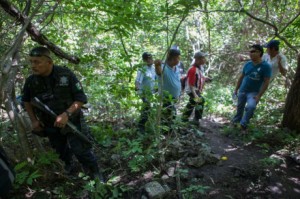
[0,0,80,64]
[162,11,189,61]
[237,0,298,53]
[118,32,133,82]
[278,11,300,36]
[36,0,60,27]
[1,0,44,75]
[195,9,241,13]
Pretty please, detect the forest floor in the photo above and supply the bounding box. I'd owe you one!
[183,117,300,199]
[6,115,300,199]
[96,115,300,199]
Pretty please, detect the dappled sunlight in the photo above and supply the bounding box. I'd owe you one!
[288,177,300,185]
[8,109,15,120]
[1,0,299,198]
[293,188,300,194]
[224,145,238,152]
[268,182,285,194]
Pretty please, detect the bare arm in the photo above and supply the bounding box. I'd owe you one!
[277,56,287,76]
[54,101,84,128]
[190,86,198,98]
[24,102,43,131]
[154,60,162,75]
[255,77,270,102]
[234,74,244,94]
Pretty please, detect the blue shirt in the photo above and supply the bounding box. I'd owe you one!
[239,61,272,93]
[158,64,181,99]
[135,65,156,95]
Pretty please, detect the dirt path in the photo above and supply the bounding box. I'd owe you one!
[189,117,300,199]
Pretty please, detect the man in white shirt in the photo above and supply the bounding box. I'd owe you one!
[263,40,288,80]
[135,52,156,131]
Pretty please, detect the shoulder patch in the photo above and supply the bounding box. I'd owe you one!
[59,76,69,86]
[75,82,83,91]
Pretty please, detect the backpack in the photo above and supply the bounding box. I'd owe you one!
[0,146,15,198]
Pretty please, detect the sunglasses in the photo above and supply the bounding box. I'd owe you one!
[29,51,52,59]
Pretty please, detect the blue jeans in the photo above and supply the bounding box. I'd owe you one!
[232,92,258,128]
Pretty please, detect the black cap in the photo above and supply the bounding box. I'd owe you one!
[29,46,52,59]
[168,49,181,57]
[142,52,152,60]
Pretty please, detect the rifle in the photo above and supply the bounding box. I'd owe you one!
[31,97,92,144]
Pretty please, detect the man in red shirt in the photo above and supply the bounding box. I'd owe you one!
[182,52,208,124]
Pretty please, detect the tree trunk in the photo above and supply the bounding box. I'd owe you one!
[2,55,33,157]
[1,53,44,158]
[282,54,300,133]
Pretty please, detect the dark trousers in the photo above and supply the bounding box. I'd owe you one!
[161,97,177,128]
[46,126,99,173]
[138,97,151,130]
[182,92,205,122]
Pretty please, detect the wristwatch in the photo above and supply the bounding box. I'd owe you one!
[65,110,72,117]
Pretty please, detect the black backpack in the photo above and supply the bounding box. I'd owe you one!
[0,146,15,198]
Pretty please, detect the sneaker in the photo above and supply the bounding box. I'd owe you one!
[240,124,248,134]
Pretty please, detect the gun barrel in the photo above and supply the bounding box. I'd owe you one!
[32,97,92,144]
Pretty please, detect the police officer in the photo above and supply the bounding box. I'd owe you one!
[22,46,103,181]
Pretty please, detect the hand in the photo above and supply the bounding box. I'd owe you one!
[154,60,162,67]
[32,120,43,132]
[54,112,69,128]
[194,96,202,103]
[253,95,261,103]
[205,77,212,83]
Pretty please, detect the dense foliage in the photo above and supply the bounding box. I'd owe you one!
[1,0,300,198]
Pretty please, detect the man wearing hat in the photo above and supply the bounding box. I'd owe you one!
[182,51,208,124]
[263,40,288,80]
[154,49,181,129]
[135,52,156,131]
[22,46,104,181]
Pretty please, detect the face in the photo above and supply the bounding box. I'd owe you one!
[249,48,261,61]
[194,57,206,66]
[29,56,53,76]
[145,57,154,65]
[267,47,276,56]
[169,55,180,67]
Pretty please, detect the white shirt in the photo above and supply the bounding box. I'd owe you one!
[262,53,288,78]
[135,65,156,95]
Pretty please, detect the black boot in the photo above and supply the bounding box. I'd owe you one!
[88,165,105,183]
[64,162,75,175]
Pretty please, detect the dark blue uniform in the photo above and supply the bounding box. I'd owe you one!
[22,65,99,175]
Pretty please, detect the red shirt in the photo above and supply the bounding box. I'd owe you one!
[186,65,206,93]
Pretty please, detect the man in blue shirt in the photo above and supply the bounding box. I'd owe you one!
[232,44,272,131]
[135,52,156,131]
[154,49,181,130]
